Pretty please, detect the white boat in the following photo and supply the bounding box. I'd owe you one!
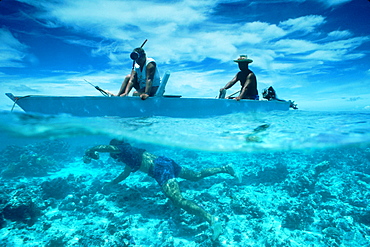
[5,72,295,117]
[5,93,292,118]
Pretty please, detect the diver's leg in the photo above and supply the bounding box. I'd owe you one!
[162,178,223,239]
[162,178,213,224]
[178,165,239,182]
[131,80,143,96]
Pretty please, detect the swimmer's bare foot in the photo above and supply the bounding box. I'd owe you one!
[225,164,242,183]
[211,217,223,241]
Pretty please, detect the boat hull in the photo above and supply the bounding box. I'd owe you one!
[6,93,290,118]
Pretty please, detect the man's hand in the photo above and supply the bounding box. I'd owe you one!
[140,93,149,100]
[83,149,99,164]
[103,90,116,97]
[83,155,92,164]
[85,149,99,159]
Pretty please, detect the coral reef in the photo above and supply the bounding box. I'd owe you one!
[0,140,70,178]
[0,144,369,246]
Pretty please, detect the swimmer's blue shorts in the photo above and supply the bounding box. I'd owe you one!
[150,156,182,186]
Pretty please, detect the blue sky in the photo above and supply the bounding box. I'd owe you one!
[1,0,369,111]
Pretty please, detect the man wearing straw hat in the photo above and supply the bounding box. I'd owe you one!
[219,55,258,101]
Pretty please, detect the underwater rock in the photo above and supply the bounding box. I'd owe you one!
[45,235,67,247]
[2,203,39,226]
[256,162,288,184]
[230,195,265,218]
[283,160,332,197]
[0,145,27,164]
[357,209,370,226]
[280,201,314,230]
[0,140,71,179]
[30,140,70,161]
[281,210,302,230]
[41,177,73,200]
[1,151,56,178]
[0,213,5,229]
[322,226,342,246]
[284,173,315,197]
[313,160,330,177]
[1,192,41,227]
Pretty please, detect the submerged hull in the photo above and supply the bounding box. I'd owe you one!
[6,93,290,118]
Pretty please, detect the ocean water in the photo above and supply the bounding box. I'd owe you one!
[0,110,369,246]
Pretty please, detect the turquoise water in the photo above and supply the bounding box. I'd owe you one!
[1,110,369,151]
[0,110,369,246]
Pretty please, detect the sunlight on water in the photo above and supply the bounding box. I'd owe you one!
[1,110,369,152]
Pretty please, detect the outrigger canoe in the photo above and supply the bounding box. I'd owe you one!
[6,71,295,117]
[6,93,292,118]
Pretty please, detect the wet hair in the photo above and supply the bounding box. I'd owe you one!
[109,138,125,159]
[109,138,125,146]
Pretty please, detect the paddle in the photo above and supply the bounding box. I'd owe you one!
[217,89,241,99]
[227,90,241,98]
[84,79,110,97]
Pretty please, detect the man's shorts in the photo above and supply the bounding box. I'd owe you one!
[149,156,182,186]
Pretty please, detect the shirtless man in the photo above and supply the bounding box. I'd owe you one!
[83,139,241,240]
[106,47,161,100]
[220,55,259,101]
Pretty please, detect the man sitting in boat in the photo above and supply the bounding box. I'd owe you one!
[219,55,259,101]
[83,139,241,240]
[106,47,161,100]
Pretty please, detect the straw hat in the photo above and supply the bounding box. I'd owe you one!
[234,55,253,63]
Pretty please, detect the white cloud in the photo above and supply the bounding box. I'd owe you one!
[304,50,343,61]
[327,30,352,39]
[323,37,370,51]
[241,22,287,41]
[249,0,352,8]
[302,37,370,61]
[315,0,352,7]
[15,0,366,72]
[0,28,28,67]
[18,0,235,64]
[279,15,326,34]
[272,39,318,54]
[20,0,207,39]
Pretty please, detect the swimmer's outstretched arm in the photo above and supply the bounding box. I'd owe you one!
[102,165,131,190]
[86,145,121,156]
[110,165,132,184]
[83,145,121,163]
